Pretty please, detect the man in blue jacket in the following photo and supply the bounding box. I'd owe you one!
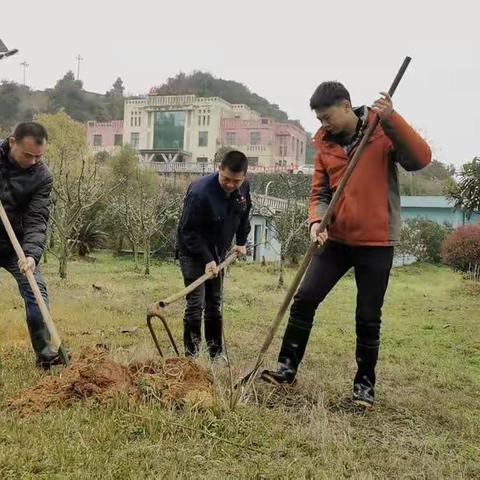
[176,148,251,358]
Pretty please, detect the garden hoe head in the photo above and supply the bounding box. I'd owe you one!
[146,252,238,358]
[146,301,180,358]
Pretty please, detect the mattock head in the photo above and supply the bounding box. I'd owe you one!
[147,300,167,319]
[146,300,180,358]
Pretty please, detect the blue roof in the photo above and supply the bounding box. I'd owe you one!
[400,196,454,208]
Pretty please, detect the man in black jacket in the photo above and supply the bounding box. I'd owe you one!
[0,122,60,369]
[176,148,251,358]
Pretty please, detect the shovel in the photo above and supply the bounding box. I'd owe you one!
[0,199,69,366]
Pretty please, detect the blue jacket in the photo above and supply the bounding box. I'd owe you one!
[176,173,251,264]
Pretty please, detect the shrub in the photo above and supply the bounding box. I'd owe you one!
[441,224,480,272]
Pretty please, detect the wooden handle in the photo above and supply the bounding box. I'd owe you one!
[0,200,62,350]
[157,252,239,308]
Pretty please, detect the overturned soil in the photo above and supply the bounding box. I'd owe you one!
[8,348,215,416]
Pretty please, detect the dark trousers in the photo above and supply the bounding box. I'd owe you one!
[278,240,393,388]
[179,255,223,358]
[0,254,57,361]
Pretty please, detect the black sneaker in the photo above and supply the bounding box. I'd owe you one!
[260,366,296,385]
[352,382,375,408]
[36,350,70,371]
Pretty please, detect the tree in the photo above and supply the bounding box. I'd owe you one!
[0,81,22,129]
[446,157,480,219]
[0,126,9,139]
[104,77,125,120]
[442,224,480,274]
[37,112,114,278]
[399,160,455,195]
[399,218,452,264]
[47,71,96,122]
[108,147,181,274]
[257,175,309,287]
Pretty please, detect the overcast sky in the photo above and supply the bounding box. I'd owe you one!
[2,0,478,166]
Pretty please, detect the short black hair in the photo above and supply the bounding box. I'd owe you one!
[13,122,49,145]
[220,149,248,174]
[309,81,351,110]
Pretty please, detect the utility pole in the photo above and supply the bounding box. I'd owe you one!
[75,54,83,80]
[20,60,29,86]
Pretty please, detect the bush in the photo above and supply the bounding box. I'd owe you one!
[248,173,310,200]
[398,218,452,264]
[441,224,480,272]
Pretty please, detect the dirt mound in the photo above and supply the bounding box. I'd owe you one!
[133,357,215,408]
[8,348,214,416]
[8,348,136,416]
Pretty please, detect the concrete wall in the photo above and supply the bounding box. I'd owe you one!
[247,214,281,262]
[221,118,307,168]
[86,120,124,153]
[402,207,479,227]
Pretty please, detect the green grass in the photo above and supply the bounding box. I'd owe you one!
[1,255,479,479]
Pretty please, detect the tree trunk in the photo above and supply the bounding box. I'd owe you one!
[115,235,124,256]
[277,248,285,288]
[59,241,69,279]
[144,239,151,275]
[133,242,140,271]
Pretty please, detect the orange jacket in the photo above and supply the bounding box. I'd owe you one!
[309,108,432,246]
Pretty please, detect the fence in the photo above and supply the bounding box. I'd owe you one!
[467,263,480,282]
[141,161,298,175]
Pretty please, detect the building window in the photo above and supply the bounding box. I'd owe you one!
[93,134,102,147]
[197,157,208,163]
[261,119,269,125]
[207,115,210,126]
[198,131,208,147]
[153,111,186,150]
[226,132,236,145]
[130,132,140,149]
[114,134,123,146]
[250,131,261,146]
[247,157,259,167]
[198,114,202,126]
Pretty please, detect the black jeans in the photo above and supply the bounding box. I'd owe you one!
[179,254,223,358]
[278,240,393,388]
[0,254,57,361]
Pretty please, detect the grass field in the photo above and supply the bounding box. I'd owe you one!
[0,255,479,479]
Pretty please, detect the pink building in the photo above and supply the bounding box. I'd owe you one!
[221,117,306,169]
[86,120,124,154]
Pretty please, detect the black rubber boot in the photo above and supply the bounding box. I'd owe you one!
[352,381,375,408]
[36,348,70,371]
[353,342,379,408]
[261,360,297,385]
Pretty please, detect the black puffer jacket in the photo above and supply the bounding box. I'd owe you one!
[0,139,53,264]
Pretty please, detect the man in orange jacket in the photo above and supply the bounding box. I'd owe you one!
[262,82,431,407]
